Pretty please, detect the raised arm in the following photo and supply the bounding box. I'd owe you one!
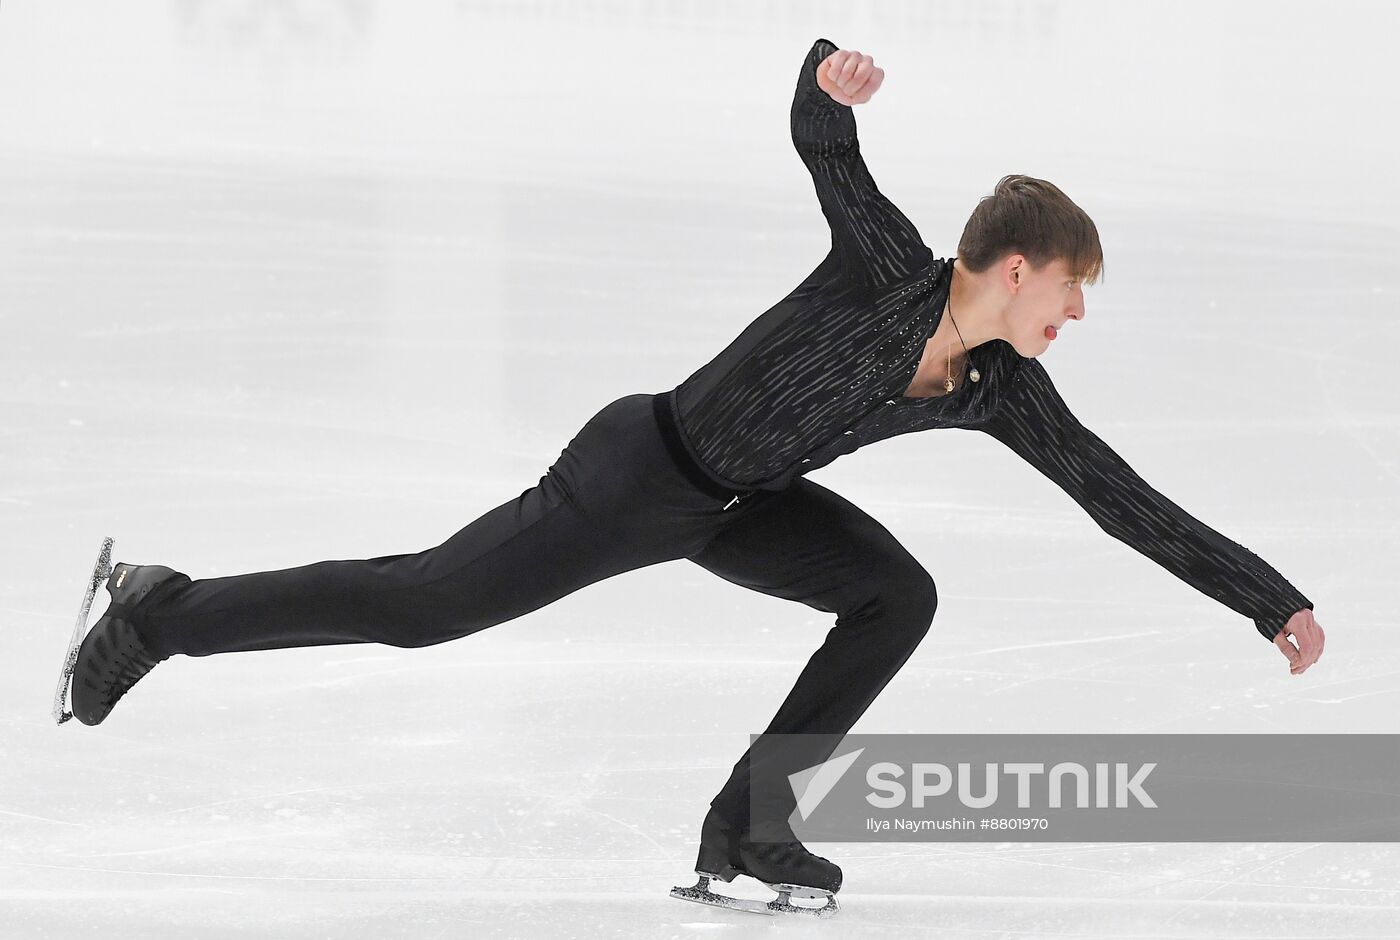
[972,356,1314,644]
[791,38,933,288]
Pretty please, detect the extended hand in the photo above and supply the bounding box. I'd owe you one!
[1274,608,1325,675]
[816,49,885,105]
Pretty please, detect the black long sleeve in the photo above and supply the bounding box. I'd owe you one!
[669,39,949,489]
[790,38,932,287]
[972,356,1314,642]
[670,39,1313,642]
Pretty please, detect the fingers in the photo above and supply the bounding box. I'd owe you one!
[847,64,883,103]
[823,51,882,104]
[1277,610,1325,675]
[835,51,863,88]
[1295,611,1324,673]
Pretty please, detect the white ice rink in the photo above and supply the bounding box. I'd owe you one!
[3,1,1399,937]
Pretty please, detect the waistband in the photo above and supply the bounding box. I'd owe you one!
[650,390,756,502]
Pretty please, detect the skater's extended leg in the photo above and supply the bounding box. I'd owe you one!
[66,392,730,725]
[130,398,685,659]
[686,477,939,829]
[134,489,622,657]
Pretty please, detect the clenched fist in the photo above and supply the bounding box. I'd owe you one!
[816,49,885,105]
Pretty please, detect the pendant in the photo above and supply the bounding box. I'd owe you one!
[943,377,955,392]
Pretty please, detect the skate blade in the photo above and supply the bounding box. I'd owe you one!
[670,874,839,918]
[52,537,115,725]
[765,883,839,918]
[669,874,774,916]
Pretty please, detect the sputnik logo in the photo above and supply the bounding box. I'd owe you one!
[789,747,865,821]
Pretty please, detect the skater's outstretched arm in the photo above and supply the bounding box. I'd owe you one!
[971,356,1324,673]
[791,38,933,288]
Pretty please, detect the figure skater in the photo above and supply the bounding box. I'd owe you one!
[55,38,1324,917]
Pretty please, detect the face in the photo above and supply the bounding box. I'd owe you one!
[1004,256,1086,357]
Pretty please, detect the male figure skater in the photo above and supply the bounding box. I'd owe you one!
[55,38,1324,917]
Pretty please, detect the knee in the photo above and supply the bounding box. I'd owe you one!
[902,567,939,639]
[848,565,938,647]
[381,631,441,650]
[360,591,479,650]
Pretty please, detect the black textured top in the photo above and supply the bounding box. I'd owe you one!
[659,38,1312,642]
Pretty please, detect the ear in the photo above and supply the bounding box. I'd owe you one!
[1003,253,1027,289]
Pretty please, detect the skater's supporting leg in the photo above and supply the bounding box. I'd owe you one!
[686,477,938,828]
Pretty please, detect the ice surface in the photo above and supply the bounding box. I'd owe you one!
[3,1,1398,937]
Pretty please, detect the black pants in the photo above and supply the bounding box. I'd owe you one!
[132,392,938,828]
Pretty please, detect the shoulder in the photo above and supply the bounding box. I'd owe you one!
[995,346,1053,391]
[985,338,1029,385]
[974,343,1048,418]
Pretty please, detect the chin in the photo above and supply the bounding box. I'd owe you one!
[1012,337,1043,358]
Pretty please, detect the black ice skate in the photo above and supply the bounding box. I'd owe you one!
[52,538,181,726]
[669,806,841,917]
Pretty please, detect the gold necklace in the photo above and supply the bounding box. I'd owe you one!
[944,290,981,392]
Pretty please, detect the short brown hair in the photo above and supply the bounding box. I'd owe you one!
[957,174,1104,285]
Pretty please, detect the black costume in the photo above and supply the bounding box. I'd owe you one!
[129,38,1312,830]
